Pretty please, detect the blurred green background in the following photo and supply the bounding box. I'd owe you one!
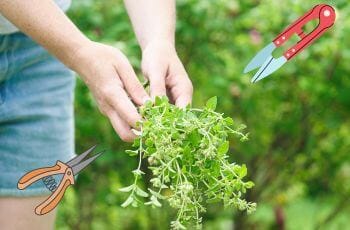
[56,0,350,229]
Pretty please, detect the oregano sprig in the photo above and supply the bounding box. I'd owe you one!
[119,96,256,229]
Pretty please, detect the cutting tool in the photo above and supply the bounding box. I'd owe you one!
[244,4,336,83]
[17,145,103,215]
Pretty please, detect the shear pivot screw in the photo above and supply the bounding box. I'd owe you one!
[324,10,330,17]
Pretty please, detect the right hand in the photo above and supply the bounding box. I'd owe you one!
[70,41,150,142]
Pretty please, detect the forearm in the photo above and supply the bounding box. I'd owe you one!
[124,0,175,50]
[0,0,90,69]
[0,0,152,141]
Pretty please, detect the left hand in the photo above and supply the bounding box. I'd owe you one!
[141,39,193,107]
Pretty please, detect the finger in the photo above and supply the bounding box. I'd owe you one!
[106,84,142,129]
[180,81,193,107]
[116,60,150,106]
[146,67,167,99]
[150,76,166,99]
[166,90,175,104]
[175,94,192,108]
[168,75,193,108]
[107,110,136,142]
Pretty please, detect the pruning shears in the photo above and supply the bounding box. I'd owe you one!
[17,145,103,215]
[244,4,336,83]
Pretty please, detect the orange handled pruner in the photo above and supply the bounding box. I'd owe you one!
[17,145,103,215]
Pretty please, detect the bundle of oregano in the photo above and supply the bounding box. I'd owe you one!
[119,96,256,229]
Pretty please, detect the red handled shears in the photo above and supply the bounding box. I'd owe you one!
[244,4,336,83]
[17,145,104,215]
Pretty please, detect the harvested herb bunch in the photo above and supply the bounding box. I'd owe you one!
[119,96,256,229]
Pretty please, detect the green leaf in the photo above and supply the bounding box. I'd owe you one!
[132,169,145,176]
[125,150,138,156]
[206,197,221,203]
[240,133,249,142]
[217,141,229,155]
[224,117,234,126]
[245,181,255,189]
[239,164,247,178]
[131,129,142,136]
[135,186,149,197]
[122,94,255,225]
[206,96,217,110]
[144,201,153,206]
[155,96,165,106]
[131,200,139,207]
[144,196,162,207]
[144,99,153,108]
[187,111,197,120]
[121,196,134,208]
[119,184,134,192]
[171,221,187,230]
[148,188,165,199]
[145,138,154,147]
[188,130,201,146]
[149,195,162,207]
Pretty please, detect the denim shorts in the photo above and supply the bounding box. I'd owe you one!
[0,32,76,196]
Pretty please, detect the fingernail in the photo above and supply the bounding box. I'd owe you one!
[176,98,191,108]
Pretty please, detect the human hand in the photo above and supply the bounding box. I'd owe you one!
[71,41,150,142]
[141,40,193,107]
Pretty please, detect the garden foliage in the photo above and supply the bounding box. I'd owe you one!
[57,0,350,229]
[120,97,255,229]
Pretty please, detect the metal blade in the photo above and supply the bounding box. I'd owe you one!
[244,42,276,73]
[251,56,287,83]
[72,151,104,175]
[66,145,97,167]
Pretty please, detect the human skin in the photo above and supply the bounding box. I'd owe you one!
[0,0,193,142]
[124,0,193,107]
[0,196,56,230]
[0,0,192,229]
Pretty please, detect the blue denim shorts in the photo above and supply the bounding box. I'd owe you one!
[0,32,76,196]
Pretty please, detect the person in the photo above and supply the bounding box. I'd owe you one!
[0,0,193,229]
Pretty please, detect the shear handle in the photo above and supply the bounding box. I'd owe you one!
[17,161,68,190]
[35,167,75,215]
[283,5,335,60]
[273,4,335,47]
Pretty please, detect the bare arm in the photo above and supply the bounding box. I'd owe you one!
[0,0,150,142]
[124,0,175,49]
[0,0,89,68]
[124,0,193,107]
